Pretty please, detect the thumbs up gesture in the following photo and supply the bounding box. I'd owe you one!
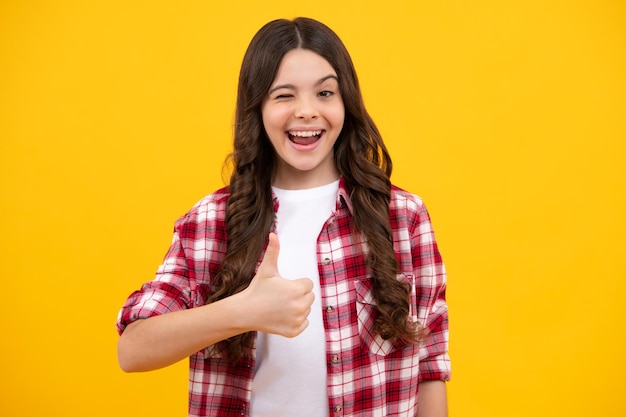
[241,233,315,338]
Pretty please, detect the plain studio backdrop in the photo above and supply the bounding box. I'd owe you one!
[1,1,624,416]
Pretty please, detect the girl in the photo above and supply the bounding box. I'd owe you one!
[117,17,450,417]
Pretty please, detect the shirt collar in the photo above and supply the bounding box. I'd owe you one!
[337,176,353,214]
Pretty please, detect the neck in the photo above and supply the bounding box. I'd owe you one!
[272,167,339,190]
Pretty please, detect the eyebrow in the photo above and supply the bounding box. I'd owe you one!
[268,74,339,95]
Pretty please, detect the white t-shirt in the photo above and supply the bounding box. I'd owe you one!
[250,180,339,417]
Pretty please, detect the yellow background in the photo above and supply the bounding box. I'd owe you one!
[1,1,624,416]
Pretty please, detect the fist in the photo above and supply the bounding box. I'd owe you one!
[242,233,315,338]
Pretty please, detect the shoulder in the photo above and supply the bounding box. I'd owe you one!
[389,185,435,234]
[390,184,426,214]
[173,186,230,234]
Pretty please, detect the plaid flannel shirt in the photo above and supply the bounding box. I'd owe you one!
[117,178,450,416]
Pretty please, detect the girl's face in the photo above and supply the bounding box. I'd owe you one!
[262,48,345,190]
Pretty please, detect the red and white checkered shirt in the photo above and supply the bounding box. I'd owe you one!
[117,178,451,416]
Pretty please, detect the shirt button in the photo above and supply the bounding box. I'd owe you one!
[323,258,331,265]
[326,306,334,312]
[334,405,342,412]
[331,355,340,364]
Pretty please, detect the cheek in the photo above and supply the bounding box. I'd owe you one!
[331,105,346,128]
[260,106,272,130]
[262,107,291,132]
[330,99,346,123]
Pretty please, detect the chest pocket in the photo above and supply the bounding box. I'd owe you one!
[354,273,415,356]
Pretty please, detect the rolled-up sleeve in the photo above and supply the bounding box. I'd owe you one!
[411,202,451,382]
[116,230,193,334]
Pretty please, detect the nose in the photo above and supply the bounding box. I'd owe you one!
[294,97,318,120]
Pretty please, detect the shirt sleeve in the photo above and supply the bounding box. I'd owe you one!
[116,229,193,334]
[411,202,451,382]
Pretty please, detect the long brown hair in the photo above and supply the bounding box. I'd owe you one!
[209,17,418,362]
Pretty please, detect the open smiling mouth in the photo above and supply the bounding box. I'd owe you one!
[288,130,323,145]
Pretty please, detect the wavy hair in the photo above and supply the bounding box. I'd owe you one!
[209,17,419,362]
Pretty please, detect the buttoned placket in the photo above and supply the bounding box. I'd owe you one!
[319,211,346,416]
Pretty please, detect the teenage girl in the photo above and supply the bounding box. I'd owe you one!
[117,17,450,417]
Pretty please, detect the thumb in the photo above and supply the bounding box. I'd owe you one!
[257,232,280,277]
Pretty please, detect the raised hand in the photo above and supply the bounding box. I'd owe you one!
[241,233,315,338]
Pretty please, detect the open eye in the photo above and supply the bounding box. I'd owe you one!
[318,90,334,98]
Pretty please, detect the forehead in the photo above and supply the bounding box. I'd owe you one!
[272,48,337,84]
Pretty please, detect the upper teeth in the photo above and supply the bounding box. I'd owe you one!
[289,130,322,137]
